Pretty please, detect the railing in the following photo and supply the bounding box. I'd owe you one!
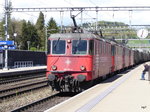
[14,61,33,68]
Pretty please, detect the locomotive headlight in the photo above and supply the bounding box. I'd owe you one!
[80,66,86,71]
[52,65,57,70]
[67,39,71,43]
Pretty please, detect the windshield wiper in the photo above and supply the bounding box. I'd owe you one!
[53,37,60,50]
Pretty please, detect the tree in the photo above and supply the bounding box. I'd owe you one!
[7,18,24,47]
[21,20,39,50]
[0,20,4,40]
[35,12,45,50]
[20,20,28,50]
[47,17,58,34]
[27,22,39,50]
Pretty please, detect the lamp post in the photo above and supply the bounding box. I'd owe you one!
[13,33,17,46]
[45,27,47,53]
[27,41,30,50]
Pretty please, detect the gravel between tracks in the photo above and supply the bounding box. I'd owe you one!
[26,95,71,112]
[0,87,56,112]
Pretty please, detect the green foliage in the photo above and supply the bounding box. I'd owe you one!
[98,21,127,26]
[36,12,45,30]
[0,11,61,51]
[47,17,59,34]
[8,18,24,46]
[21,20,28,50]
[30,47,37,51]
[28,21,39,48]
[97,21,137,39]
[20,20,39,50]
[128,40,149,44]
[0,20,4,40]
[35,12,45,51]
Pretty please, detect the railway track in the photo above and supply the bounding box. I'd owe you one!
[0,80,47,100]
[11,92,78,112]
[0,73,45,85]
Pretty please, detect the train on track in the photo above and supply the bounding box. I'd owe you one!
[46,16,150,92]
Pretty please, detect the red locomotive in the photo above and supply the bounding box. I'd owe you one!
[46,16,149,92]
[46,33,134,91]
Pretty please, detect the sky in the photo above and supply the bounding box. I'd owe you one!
[1,0,150,26]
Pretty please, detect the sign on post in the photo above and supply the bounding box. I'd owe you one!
[0,41,14,45]
[0,41,15,50]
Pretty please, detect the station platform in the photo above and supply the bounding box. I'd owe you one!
[0,66,46,77]
[45,63,150,112]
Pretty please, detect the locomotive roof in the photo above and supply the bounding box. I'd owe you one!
[49,33,97,39]
[49,33,130,49]
[49,33,118,45]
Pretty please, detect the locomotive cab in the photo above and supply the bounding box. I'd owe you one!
[46,33,94,92]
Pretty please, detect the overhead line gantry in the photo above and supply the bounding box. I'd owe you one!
[10,6,150,12]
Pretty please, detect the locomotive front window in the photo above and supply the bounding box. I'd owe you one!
[52,40,66,54]
[72,40,87,54]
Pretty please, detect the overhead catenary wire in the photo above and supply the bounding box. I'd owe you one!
[36,0,49,6]
[89,0,97,6]
[64,0,74,6]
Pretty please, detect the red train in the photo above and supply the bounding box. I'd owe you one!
[46,32,150,92]
[46,16,150,92]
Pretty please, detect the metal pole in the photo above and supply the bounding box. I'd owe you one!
[4,0,8,70]
[60,11,63,32]
[27,41,30,50]
[96,7,98,31]
[44,14,47,53]
[45,27,47,53]
[81,10,83,28]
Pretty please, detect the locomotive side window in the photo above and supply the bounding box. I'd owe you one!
[52,40,66,54]
[111,45,116,56]
[89,40,94,55]
[47,40,51,54]
[72,40,87,54]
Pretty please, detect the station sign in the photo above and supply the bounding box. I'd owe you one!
[8,46,16,49]
[0,41,14,45]
[0,41,15,50]
[0,45,16,50]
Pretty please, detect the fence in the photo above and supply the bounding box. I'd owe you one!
[14,61,33,68]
